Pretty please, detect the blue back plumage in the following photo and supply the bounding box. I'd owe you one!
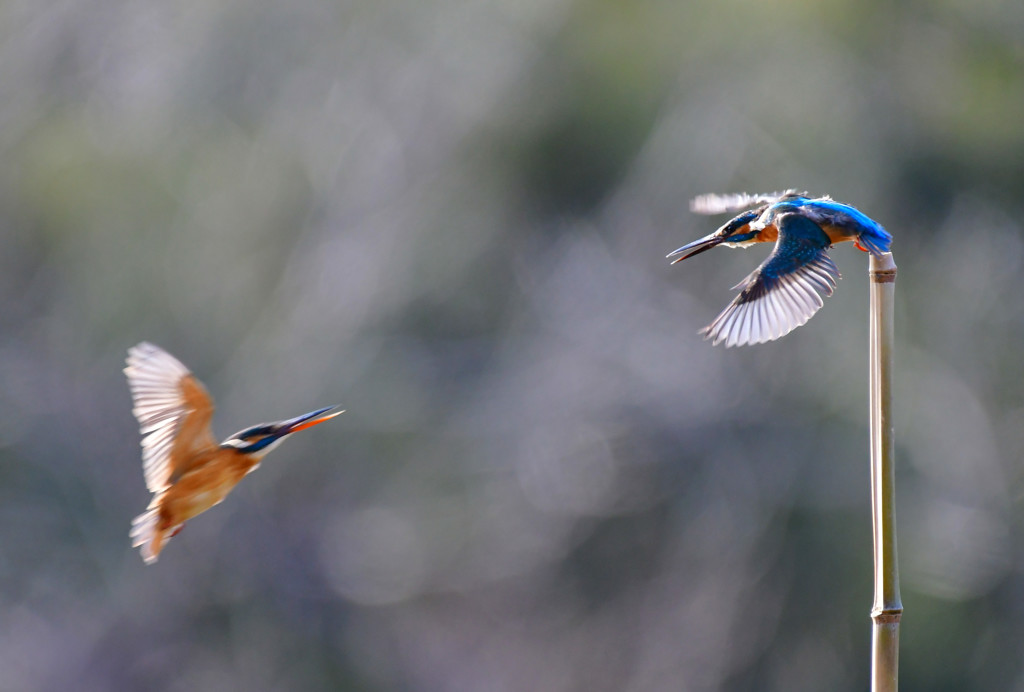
[769,198,892,255]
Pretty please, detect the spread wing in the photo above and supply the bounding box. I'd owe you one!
[700,214,839,347]
[125,342,217,493]
[690,190,806,216]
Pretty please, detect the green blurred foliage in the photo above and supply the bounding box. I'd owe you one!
[2,0,1024,690]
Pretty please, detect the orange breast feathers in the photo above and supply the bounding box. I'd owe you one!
[820,223,860,245]
[155,448,260,528]
[753,223,778,244]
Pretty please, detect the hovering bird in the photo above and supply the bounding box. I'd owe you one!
[667,191,892,347]
[125,342,342,563]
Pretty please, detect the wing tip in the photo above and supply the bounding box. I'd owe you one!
[125,342,190,377]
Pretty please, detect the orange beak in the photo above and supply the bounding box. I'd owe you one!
[280,406,344,434]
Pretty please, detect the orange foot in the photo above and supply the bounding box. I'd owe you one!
[854,240,868,252]
[170,523,186,538]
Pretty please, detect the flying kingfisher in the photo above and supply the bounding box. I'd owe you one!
[667,190,892,347]
[125,342,343,563]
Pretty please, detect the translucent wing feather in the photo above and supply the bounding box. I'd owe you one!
[125,342,216,493]
[689,190,806,216]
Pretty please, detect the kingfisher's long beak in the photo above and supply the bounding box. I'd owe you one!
[277,406,344,435]
[666,233,726,264]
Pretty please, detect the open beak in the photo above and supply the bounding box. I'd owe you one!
[278,406,345,435]
[666,233,726,264]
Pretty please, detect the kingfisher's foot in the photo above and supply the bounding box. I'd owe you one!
[169,524,185,538]
[854,240,868,252]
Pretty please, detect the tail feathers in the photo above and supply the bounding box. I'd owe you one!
[130,508,166,564]
[857,227,893,256]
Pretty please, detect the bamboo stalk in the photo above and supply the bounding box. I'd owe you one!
[869,252,900,692]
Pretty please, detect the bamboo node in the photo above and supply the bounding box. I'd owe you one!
[870,610,903,624]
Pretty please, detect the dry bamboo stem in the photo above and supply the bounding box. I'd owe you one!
[869,252,901,692]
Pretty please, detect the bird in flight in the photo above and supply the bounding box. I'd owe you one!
[667,190,892,347]
[125,342,342,563]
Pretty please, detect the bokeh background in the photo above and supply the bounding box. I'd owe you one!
[2,1,1023,690]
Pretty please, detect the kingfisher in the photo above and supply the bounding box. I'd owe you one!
[125,342,343,564]
[667,190,892,347]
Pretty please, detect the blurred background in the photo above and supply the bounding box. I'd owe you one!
[1,0,1023,690]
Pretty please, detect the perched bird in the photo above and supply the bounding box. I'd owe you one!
[125,342,342,563]
[667,191,892,347]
